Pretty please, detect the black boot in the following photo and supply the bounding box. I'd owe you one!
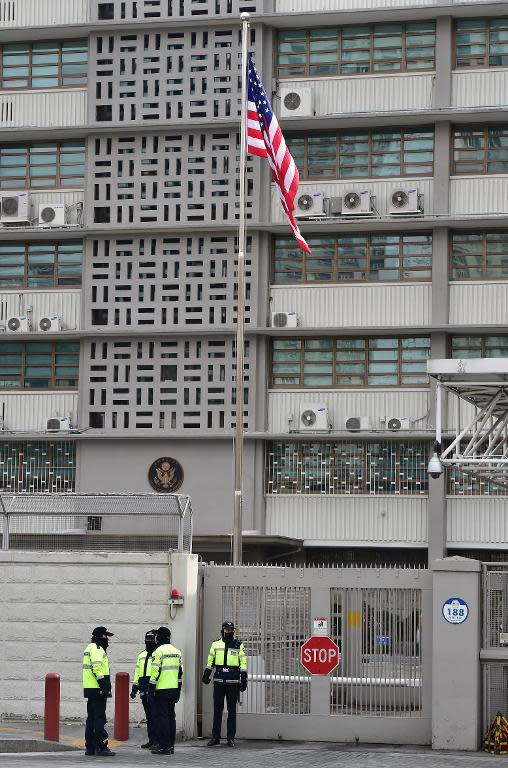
[141,741,153,749]
[227,739,235,747]
[207,737,220,746]
[95,745,116,756]
[151,746,172,755]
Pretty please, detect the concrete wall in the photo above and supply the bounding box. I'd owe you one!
[77,439,258,537]
[0,551,199,737]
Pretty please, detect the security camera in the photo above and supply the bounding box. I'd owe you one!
[427,452,443,479]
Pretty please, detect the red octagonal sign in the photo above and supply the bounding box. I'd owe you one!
[300,635,340,675]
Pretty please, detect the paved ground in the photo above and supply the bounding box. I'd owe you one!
[0,722,501,767]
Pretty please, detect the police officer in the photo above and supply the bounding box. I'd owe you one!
[130,629,157,749]
[202,621,247,747]
[147,626,183,755]
[82,626,115,757]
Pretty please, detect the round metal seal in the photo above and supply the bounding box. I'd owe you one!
[148,457,184,493]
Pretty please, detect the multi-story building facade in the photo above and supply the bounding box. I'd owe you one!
[1,0,508,565]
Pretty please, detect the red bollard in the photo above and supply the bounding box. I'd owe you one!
[114,672,130,741]
[44,673,60,742]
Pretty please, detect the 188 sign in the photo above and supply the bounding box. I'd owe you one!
[442,597,469,625]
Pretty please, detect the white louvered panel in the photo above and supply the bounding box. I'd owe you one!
[0,90,86,129]
[273,178,433,222]
[275,0,434,10]
[447,498,508,547]
[0,0,89,26]
[270,283,431,328]
[450,177,508,216]
[265,495,428,545]
[281,74,434,118]
[0,392,78,432]
[449,283,508,325]
[452,70,508,109]
[268,389,430,433]
[0,290,81,331]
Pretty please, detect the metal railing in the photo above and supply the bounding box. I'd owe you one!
[0,492,192,553]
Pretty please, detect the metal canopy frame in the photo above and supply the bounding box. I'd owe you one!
[428,359,508,488]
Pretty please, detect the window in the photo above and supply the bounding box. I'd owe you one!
[451,232,508,280]
[0,141,86,189]
[451,336,508,358]
[0,40,88,89]
[455,18,508,69]
[290,128,434,179]
[265,441,429,495]
[0,241,82,288]
[271,337,431,387]
[0,342,80,389]
[277,22,435,77]
[0,441,76,492]
[452,126,508,175]
[273,232,432,283]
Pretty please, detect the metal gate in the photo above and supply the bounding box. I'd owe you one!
[200,564,432,744]
[482,563,508,732]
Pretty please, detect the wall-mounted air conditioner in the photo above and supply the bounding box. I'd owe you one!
[341,189,373,216]
[279,86,314,119]
[343,416,371,432]
[0,192,30,224]
[39,315,62,332]
[382,416,411,431]
[6,315,31,333]
[47,415,71,432]
[299,403,331,432]
[295,190,325,218]
[389,188,423,216]
[271,311,299,329]
[39,203,66,227]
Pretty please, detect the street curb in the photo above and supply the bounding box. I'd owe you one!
[0,739,80,753]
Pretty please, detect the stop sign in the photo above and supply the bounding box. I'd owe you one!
[300,635,340,675]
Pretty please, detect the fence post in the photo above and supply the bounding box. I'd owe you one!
[114,672,129,741]
[44,673,60,742]
[0,495,9,551]
[177,496,184,552]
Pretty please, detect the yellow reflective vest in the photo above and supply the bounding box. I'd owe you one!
[149,643,183,692]
[205,638,247,683]
[133,649,153,694]
[82,642,111,698]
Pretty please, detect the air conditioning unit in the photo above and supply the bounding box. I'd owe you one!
[382,416,411,431]
[299,403,331,432]
[39,203,66,227]
[46,415,71,432]
[295,190,325,218]
[271,311,298,329]
[39,315,61,332]
[344,416,371,432]
[6,315,31,333]
[389,188,423,216]
[0,192,30,224]
[341,189,373,216]
[279,86,314,119]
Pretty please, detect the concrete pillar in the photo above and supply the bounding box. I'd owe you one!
[428,330,448,565]
[432,557,482,750]
[169,552,200,739]
[434,17,452,110]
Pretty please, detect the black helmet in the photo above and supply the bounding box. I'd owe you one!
[156,626,171,644]
[145,629,157,643]
[92,626,114,638]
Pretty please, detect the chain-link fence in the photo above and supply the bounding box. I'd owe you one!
[0,492,192,552]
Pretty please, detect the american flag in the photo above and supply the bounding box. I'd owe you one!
[246,54,311,253]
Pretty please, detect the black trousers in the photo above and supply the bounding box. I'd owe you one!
[212,683,239,741]
[141,694,155,745]
[85,697,108,750]
[152,695,176,749]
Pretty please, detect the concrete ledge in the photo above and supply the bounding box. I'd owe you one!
[432,556,482,573]
[0,739,80,753]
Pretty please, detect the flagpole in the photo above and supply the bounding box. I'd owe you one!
[232,11,250,566]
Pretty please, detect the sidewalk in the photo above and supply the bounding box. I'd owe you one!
[0,721,502,766]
